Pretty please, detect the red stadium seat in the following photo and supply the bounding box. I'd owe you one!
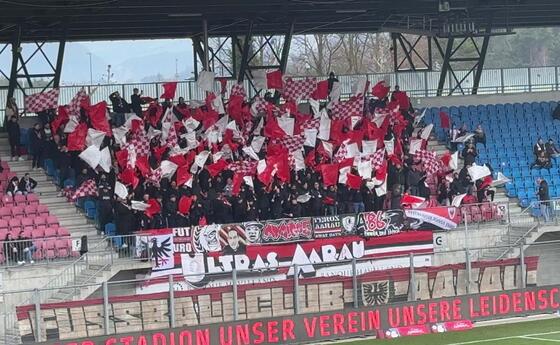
[31,227,44,239]
[34,216,46,228]
[44,240,56,259]
[56,227,70,237]
[0,207,11,220]
[33,241,44,260]
[37,205,49,216]
[55,239,70,258]
[11,205,24,218]
[13,194,26,205]
[2,195,13,207]
[44,227,57,238]
[0,220,8,232]
[46,216,59,227]
[8,219,21,233]
[24,204,38,216]
[480,203,494,221]
[26,194,39,206]
[470,205,483,222]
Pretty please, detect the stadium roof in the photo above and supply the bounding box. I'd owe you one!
[1,0,560,42]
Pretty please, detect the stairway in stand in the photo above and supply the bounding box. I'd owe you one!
[0,133,103,244]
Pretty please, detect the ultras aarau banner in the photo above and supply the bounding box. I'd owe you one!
[42,285,560,345]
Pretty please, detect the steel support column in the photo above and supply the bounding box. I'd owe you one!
[237,21,254,83]
[53,37,66,88]
[202,19,209,71]
[392,33,433,72]
[279,20,295,74]
[7,25,22,100]
[471,35,490,94]
[434,36,454,96]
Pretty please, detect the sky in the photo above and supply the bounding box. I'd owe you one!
[0,39,195,85]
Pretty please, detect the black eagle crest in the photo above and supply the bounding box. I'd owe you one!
[362,281,390,306]
[151,237,172,268]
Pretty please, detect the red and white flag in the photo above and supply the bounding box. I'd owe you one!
[25,88,60,113]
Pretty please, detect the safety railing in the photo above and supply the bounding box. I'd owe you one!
[1,239,557,343]
[2,64,560,121]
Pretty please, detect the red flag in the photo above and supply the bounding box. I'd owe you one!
[232,173,243,196]
[346,173,362,190]
[131,119,143,133]
[401,193,426,208]
[145,199,161,218]
[266,70,283,89]
[169,154,188,167]
[305,150,317,169]
[372,81,390,99]
[206,159,229,177]
[136,155,150,177]
[312,80,329,100]
[375,160,387,181]
[52,106,69,134]
[217,77,228,95]
[257,161,275,186]
[176,166,192,186]
[339,158,354,170]
[115,150,128,170]
[439,111,451,129]
[119,168,139,189]
[479,175,493,190]
[392,91,410,110]
[67,123,88,151]
[263,115,287,139]
[146,103,164,127]
[86,101,111,136]
[321,163,339,187]
[178,195,194,215]
[268,154,290,183]
[160,82,178,99]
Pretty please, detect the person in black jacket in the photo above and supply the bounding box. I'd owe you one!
[19,174,37,195]
[6,176,21,196]
[6,115,21,161]
[537,178,551,222]
[130,88,144,117]
[29,123,45,169]
[109,91,130,127]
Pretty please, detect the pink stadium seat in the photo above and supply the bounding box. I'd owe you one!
[24,204,38,216]
[8,219,21,233]
[33,241,44,260]
[44,227,57,238]
[470,205,483,222]
[37,205,49,216]
[55,239,70,258]
[31,227,44,239]
[0,207,11,220]
[0,229,7,241]
[0,220,8,232]
[44,240,56,259]
[21,218,33,228]
[11,205,24,218]
[34,216,46,227]
[13,194,26,205]
[462,206,473,224]
[26,194,39,206]
[46,216,59,227]
[480,204,493,221]
[2,195,13,207]
[22,228,32,239]
[56,227,70,237]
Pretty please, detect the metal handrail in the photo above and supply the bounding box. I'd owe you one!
[496,223,539,260]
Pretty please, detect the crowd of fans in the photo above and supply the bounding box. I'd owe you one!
[3,73,506,240]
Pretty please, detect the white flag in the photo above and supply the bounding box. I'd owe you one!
[452,194,467,207]
[330,81,341,102]
[384,139,395,155]
[350,116,362,129]
[318,113,331,141]
[243,176,254,189]
[293,150,305,171]
[86,128,106,148]
[468,164,491,181]
[420,124,433,140]
[197,70,215,92]
[362,140,378,155]
[346,142,360,159]
[242,146,260,161]
[79,146,101,170]
[351,75,367,96]
[277,116,294,136]
[449,151,458,170]
[491,172,511,187]
[251,70,267,90]
[338,166,351,184]
[309,98,320,117]
[114,181,128,199]
[304,128,318,147]
[194,151,210,168]
[358,159,372,179]
[211,94,225,114]
[160,160,178,179]
[64,116,79,133]
[409,139,423,155]
[251,136,266,153]
[183,117,200,132]
[321,141,333,158]
[99,147,112,173]
[453,133,475,143]
[112,126,128,146]
[414,108,427,127]
[131,201,150,211]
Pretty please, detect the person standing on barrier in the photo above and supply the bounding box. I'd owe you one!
[537,178,551,222]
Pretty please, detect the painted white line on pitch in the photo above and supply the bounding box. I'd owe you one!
[446,331,560,345]
[519,336,560,343]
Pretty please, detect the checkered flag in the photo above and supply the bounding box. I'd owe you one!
[25,88,60,113]
[147,167,163,185]
[415,149,442,175]
[301,118,320,131]
[128,131,150,157]
[229,160,258,176]
[230,83,247,99]
[66,88,88,116]
[282,77,317,102]
[71,179,98,201]
[369,149,386,170]
[330,94,365,120]
[271,134,306,152]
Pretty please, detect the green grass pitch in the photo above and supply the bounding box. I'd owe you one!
[339,318,560,344]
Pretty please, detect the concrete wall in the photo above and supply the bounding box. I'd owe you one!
[413,90,560,108]
[433,224,508,265]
